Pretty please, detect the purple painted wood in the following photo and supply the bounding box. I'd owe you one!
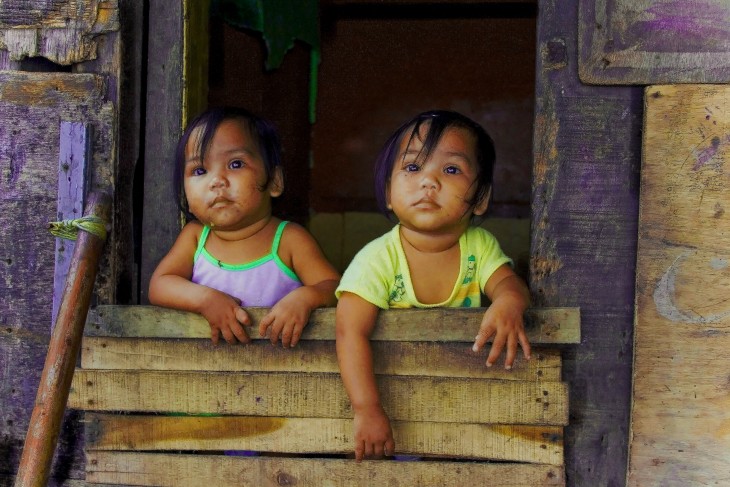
[532,1,643,485]
[579,0,730,84]
[52,122,90,328]
[0,71,114,482]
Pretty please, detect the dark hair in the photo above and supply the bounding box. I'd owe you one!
[173,106,283,220]
[373,110,496,218]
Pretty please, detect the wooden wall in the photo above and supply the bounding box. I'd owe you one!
[0,1,144,483]
[532,1,643,485]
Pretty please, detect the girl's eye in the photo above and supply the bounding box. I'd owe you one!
[191,167,206,176]
[444,165,461,175]
[229,159,244,169]
[404,163,420,172]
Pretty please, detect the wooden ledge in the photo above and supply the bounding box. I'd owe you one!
[86,305,580,344]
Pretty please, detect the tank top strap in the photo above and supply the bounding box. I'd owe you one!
[194,225,211,261]
[271,220,289,254]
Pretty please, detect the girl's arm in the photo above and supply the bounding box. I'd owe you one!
[335,292,394,462]
[472,264,532,369]
[258,223,340,347]
[149,222,250,345]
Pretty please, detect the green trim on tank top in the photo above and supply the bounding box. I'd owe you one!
[193,221,300,282]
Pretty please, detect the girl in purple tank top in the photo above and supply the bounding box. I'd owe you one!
[149,107,340,348]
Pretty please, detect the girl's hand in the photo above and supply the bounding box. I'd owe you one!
[473,292,531,369]
[199,288,251,345]
[353,405,395,462]
[258,288,314,347]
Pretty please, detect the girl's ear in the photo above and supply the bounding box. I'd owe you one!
[269,166,284,197]
[472,186,491,216]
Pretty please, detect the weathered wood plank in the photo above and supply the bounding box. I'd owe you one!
[52,121,90,327]
[84,413,563,464]
[85,452,565,486]
[80,337,561,381]
[0,0,119,64]
[579,0,730,84]
[85,305,581,343]
[628,84,730,486]
[69,371,568,425]
[0,70,117,482]
[139,0,184,305]
[532,1,643,484]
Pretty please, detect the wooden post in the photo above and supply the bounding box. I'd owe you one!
[15,192,111,487]
[52,121,91,327]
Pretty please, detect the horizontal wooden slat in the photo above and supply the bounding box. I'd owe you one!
[84,413,563,464]
[85,305,580,343]
[81,337,561,381]
[70,371,568,425]
[85,452,565,486]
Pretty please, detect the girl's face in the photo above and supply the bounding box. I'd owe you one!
[183,118,282,231]
[387,124,488,235]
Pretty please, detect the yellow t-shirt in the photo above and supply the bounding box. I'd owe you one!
[336,225,512,309]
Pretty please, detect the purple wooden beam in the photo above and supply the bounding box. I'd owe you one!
[52,121,91,327]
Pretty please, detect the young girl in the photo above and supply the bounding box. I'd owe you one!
[150,107,340,347]
[335,110,532,461]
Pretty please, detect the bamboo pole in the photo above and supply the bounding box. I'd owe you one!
[15,192,111,487]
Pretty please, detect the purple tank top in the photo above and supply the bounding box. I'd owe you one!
[191,221,302,306]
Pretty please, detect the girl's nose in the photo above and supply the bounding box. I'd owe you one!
[420,168,439,189]
[209,170,228,189]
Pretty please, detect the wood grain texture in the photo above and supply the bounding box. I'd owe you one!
[139,0,185,305]
[52,122,90,327]
[0,0,118,64]
[80,337,561,381]
[628,84,730,486]
[579,0,730,84]
[69,370,568,425]
[532,1,643,484]
[85,452,565,487]
[85,305,581,343]
[0,70,116,481]
[84,414,563,464]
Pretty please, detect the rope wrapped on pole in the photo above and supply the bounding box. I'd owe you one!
[15,191,111,487]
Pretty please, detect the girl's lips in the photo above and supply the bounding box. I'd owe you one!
[210,197,231,208]
[413,198,439,209]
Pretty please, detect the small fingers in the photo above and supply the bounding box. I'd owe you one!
[504,333,518,370]
[519,331,532,360]
[289,325,304,348]
[355,441,365,463]
[210,327,220,346]
[258,313,274,339]
[472,326,496,353]
[372,441,385,458]
[363,441,374,460]
[279,323,294,348]
[269,320,284,346]
[486,333,506,368]
[384,438,395,457]
[231,321,250,344]
[221,326,236,345]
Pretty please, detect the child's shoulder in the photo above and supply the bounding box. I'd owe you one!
[278,220,311,241]
[181,220,204,233]
[465,225,499,243]
[350,225,399,261]
[277,220,320,249]
[178,220,205,241]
